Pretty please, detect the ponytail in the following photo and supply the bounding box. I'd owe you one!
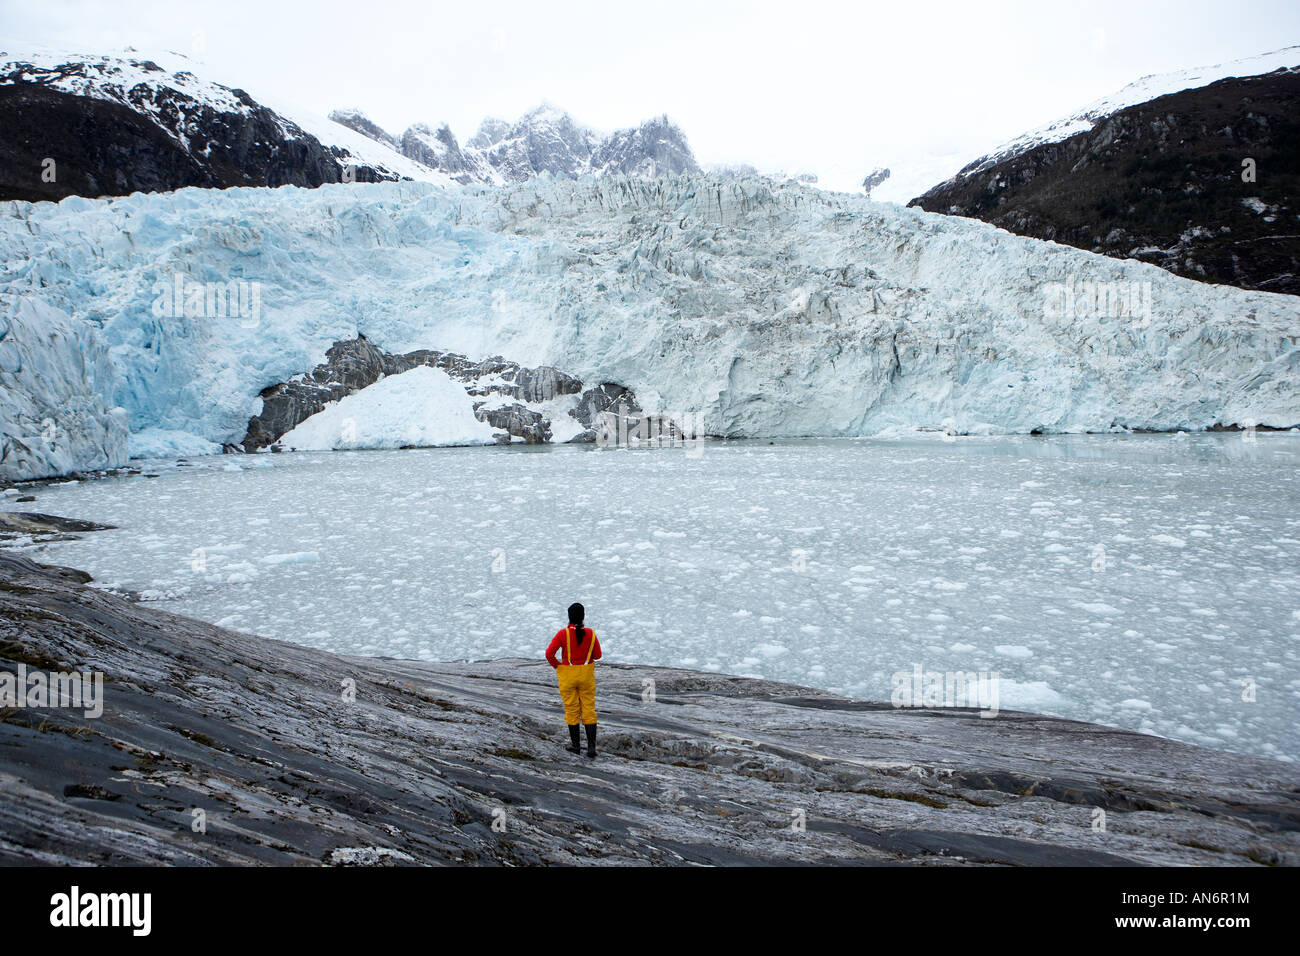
[567,601,585,656]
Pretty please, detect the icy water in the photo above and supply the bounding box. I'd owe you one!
[6,434,1299,762]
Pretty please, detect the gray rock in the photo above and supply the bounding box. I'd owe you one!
[1,550,1295,866]
[0,511,114,547]
[327,109,401,151]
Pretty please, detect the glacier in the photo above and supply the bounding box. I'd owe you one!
[1,175,1297,480]
[0,294,128,478]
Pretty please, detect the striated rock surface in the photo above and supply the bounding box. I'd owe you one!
[1,550,1296,866]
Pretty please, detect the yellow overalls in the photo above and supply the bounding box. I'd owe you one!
[556,626,597,725]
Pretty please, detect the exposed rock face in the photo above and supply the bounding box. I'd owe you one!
[589,115,700,179]
[1,549,1296,865]
[240,335,630,450]
[910,70,1300,294]
[862,167,891,197]
[0,53,397,202]
[476,105,597,183]
[327,108,401,151]
[466,117,511,150]
[399,123,493,186]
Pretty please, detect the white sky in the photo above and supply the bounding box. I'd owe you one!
[3,0,1298,200]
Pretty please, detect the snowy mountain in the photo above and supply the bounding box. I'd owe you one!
[952,46,1300,180]
[911,47,1300,293]
[0,40,450,202]
[334,104,701,186]
[2,175,1296,481]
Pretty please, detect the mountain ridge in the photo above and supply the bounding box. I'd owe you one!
[329,103,701,185]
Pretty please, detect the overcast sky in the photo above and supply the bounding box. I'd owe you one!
[4,0,1298,199]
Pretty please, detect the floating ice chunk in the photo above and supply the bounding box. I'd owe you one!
[259,552,319,565]
[994,644,1034,658]
[998,679,1064,710]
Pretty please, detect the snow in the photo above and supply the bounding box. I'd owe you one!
[0,37,254,122]
[1,174,1298,481]
[279,366,498,450]
[328,846,416,866]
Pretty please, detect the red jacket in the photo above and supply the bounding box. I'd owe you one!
[546,626,602,667]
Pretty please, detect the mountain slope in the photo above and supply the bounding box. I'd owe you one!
[911,49,1300,293]
[0,41,448,202]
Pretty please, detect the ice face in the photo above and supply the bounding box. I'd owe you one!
[1,176,1297,481]
[0,295,128,479]
[13,432,1299,763]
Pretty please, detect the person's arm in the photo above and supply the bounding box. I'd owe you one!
[545,631,563,668]
[591,633,602,662]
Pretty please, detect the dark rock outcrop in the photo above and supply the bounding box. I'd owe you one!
[909,69,1300,294]
[0,511,114,546]
[240,335,635,450]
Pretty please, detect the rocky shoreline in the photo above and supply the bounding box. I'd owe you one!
[1,547,1297,865]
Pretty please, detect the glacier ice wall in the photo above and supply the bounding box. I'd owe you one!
[0,294,128,481]
[0,177,1297,479]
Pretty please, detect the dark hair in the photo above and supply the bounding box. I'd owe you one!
[568,602,585,647]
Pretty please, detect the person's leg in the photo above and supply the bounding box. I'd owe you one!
[558,669,583,752]
[580,671,597,757]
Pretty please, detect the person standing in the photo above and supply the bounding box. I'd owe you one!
[545,602,602,758]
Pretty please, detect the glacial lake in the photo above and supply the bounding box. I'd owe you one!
[6,433,1299,762]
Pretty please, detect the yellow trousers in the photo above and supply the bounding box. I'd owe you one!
[557,663,597,725]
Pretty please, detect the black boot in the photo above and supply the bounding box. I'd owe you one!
[584,723,597,759]
[566,724,582,754]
